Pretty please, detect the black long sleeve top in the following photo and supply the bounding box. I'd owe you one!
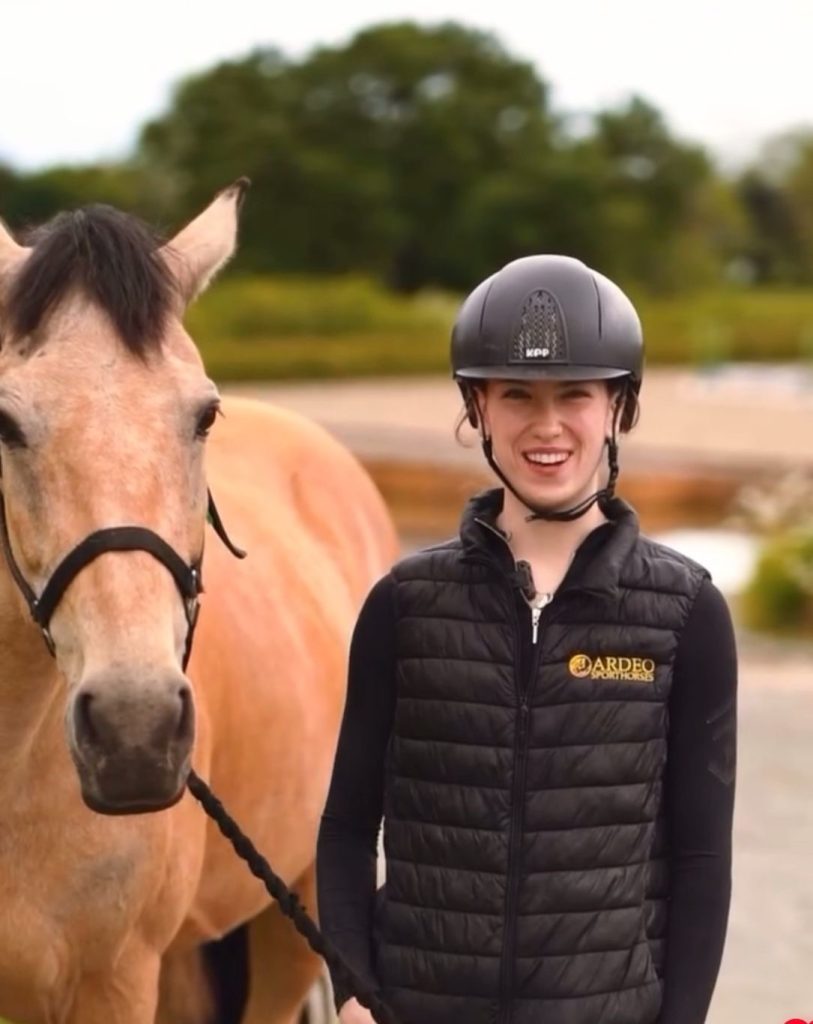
[317,571,737,1023]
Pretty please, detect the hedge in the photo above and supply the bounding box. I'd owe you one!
[186,276,813,381]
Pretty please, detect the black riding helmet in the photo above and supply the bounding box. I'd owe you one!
[451,255,644,522]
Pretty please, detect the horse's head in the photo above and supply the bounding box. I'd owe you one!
[0,181,248,813]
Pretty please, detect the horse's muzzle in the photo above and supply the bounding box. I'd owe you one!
[68,669,195,814]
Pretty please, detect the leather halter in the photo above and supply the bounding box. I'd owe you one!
[0,489,245,668]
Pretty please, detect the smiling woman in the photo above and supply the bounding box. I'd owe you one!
[317,255,738,1024]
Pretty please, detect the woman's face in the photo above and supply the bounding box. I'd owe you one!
[478,377,618,511]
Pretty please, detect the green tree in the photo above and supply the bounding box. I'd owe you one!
[0,163,152,233]
[138,23,557,288]
[1,22,758,296]
[738,129,813,284]
[570,97,722,291]
[782,133,813,281]
[737,170,802,283]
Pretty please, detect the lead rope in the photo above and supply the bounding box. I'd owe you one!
[186,771,403,1024]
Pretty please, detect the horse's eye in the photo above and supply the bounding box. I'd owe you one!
[0,411,25,449]
[195,404,220,439]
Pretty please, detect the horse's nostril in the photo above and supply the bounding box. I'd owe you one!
[67,671,195,812]
[75,691,99,746]
[72,673,195,757]
[177,685,194,742]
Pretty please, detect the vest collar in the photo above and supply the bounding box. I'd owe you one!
[459,487,640,599]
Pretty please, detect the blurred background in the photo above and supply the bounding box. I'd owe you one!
[3,1,813,1020]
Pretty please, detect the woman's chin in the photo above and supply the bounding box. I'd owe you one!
[516,483,579,512]
[512,471,599,514]
[516,463,574,497]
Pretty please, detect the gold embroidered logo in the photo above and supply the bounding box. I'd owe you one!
[568,654,656,682]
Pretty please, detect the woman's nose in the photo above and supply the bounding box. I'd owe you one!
[529,401,562,434]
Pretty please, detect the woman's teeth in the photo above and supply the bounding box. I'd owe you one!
[524,452,570,465]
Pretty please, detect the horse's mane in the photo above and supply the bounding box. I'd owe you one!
[6,205,177,354]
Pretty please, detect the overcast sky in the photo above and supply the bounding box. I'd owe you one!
[3,0,812,171]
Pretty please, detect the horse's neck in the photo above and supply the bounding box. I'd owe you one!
[0,564,64,778]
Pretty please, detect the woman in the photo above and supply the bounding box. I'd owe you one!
[317,255,737,1024]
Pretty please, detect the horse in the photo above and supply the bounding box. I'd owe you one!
[0,181,399,1024]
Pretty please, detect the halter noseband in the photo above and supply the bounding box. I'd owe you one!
[0,490,245,668]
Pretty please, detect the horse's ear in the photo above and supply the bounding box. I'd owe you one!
[0,218,31,299]
[160,178,250,307]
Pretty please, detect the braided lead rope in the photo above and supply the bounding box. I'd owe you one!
[186,770,404,1024]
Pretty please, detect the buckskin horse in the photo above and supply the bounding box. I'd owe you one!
[0,181,399,1023]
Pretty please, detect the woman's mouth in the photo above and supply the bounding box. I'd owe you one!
[522,450,572,474]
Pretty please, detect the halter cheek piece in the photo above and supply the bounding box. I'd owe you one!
[0,490,245,669]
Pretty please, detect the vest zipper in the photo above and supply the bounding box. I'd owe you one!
[528,592,552,644]
[499,597,546,1024]
[470,516,552,1021]
[531,605,542,644]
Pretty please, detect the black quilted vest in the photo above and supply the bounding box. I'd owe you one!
[374,489,708,1024]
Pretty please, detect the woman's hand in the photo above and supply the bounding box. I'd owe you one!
[338,996,378,1023]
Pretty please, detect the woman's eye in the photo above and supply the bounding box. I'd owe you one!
[503,389,530,400]
[195,405,220,438]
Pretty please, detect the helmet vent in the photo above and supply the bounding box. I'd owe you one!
[510,289,567,363]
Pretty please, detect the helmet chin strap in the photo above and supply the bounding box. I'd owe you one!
[476,397,623,524]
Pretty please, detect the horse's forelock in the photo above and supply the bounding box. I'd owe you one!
[6,206,178,354]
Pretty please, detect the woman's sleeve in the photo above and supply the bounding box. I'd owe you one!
[316,572,397,1012]
[659,577,738,1024]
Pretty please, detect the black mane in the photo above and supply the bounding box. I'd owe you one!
[6,205,176,353]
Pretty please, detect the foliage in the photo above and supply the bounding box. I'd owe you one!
[136,23,561,290]
[0,163,151,230]
[2,22,740,295]
[183,275,813,380]
[2,22,813,293]
[738,128,813,285]
[742,530,813,636]
[634,288,813,364]
[187,274,455,340]
[732,470,813,636]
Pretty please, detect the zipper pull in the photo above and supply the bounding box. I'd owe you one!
[529,592,552,644]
